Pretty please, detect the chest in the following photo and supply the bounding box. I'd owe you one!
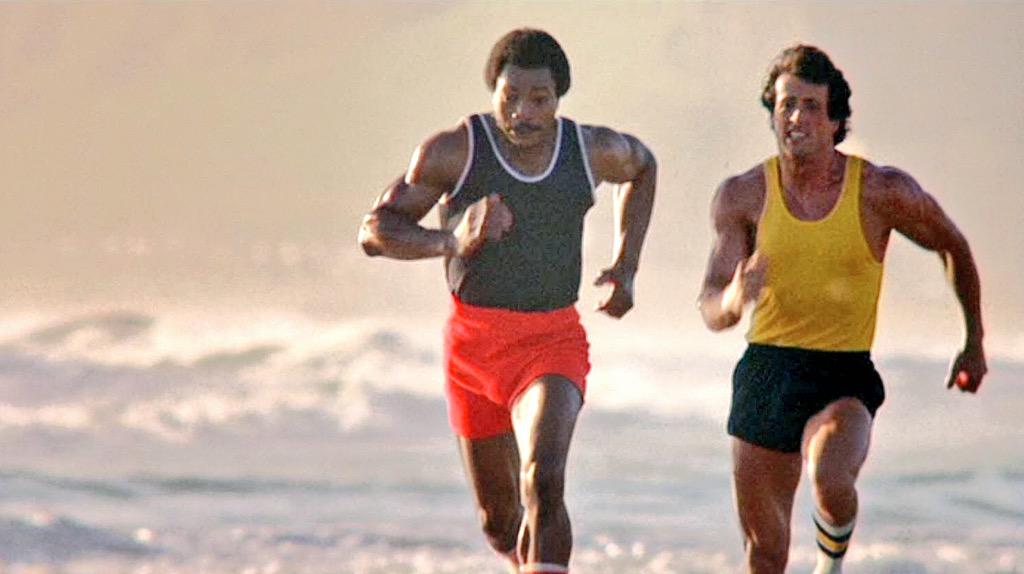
[780,183,843,221]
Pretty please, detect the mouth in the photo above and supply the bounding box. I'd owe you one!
[510,123,540,136]
[785,129,808,144]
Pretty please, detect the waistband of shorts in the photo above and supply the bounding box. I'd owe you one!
[450,293,580,324]
[745,343,872,361]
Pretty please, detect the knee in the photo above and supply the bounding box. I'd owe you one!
[520,462,566,512]
[745,534,789,573]
[808,459,856,504]
[477,503,520,552]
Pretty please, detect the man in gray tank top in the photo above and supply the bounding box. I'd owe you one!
[359,29,657,574]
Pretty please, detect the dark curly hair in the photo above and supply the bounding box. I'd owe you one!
[761,44,852,144]
[485,28,571,97]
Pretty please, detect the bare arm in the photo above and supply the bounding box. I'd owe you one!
[697,176,763,331]
[585,126,657,318]
[359,125,511,260]
[876,168,987,391]
[358,128,464,260]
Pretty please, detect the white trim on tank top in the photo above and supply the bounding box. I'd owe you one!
[444,116,476,202]
[480,113,563,183]
[574,120,598,201]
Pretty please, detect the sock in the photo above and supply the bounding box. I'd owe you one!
[520,563,568,574]
[813,508,855,574]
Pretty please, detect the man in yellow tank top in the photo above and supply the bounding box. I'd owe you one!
[698,45,987,574]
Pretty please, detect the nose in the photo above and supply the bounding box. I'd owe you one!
[511,99,537,122]
[511,101,526,120]
[788,107,802,124]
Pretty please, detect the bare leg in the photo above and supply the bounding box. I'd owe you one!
[511,375,583,570]
[802,397,873,573]
[802,397,872,524]
[458,432,522,572]
[732,438,802,574]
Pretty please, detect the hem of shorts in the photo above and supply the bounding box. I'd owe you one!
[508,370,587,411]
[452,425,515,441]
[727,428,802,454]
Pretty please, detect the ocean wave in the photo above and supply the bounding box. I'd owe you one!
[0,512,152,563]
[0,311,1021,445]
[0,312,444,440]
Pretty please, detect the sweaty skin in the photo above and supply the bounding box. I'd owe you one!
[698,71,986,574]
[699,73,985,389]
[359,63,656,571]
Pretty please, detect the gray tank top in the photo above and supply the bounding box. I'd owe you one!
[441,113,595,311]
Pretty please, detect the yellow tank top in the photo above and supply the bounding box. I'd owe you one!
[747,155,883,351]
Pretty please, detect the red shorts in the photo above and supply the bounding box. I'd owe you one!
[444,295,590,439]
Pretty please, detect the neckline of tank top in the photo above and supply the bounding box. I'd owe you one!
[774,154,853,224]
[478,113,563,183]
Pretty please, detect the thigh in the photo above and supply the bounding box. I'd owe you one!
[447,372,514,439]
[458,432,521,511]
[728,346,810,453]
[511,375,583,473]
[732,438,802,538]
[802,397,873,478]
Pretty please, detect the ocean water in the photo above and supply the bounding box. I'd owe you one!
[0,311,1021,573]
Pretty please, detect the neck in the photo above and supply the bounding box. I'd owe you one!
[780,148,841,195]
[492,116,558,170]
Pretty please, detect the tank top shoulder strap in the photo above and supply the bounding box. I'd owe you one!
[565,119,596,191]
[829,154,862,223]
[760,156,783,223]
[446,114,495,203]
[841,155,863,209]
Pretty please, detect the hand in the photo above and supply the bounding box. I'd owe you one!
[452,194,513,257]
[721,251,768,318]
[594,265,635,318]
[946,343,987,393]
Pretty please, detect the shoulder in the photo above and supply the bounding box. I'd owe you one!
[580,124,651,158]
[578,123,655,183]
[860,159,939,225]
[861,160,924,208]
[861,160,919,197]
[407,119,472,187]
[713,163,766,222]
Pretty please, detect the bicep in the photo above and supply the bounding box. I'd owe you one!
[702,189,753,292]
[888,177,964,253]
[372,175,446,223]
[372,134,460,221]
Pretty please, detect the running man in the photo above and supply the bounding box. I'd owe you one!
[698,44,986,573]
[359,29,656,574]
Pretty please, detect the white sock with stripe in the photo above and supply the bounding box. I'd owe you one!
[520,563,569,574]
[813,508,855,574]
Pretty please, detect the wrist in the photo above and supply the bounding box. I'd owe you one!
[441,232,457,257]
[965,331,984,350]
[612,256,639,276]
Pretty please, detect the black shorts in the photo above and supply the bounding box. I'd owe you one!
[728,343,886,453]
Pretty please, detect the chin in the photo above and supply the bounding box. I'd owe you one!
[782,142,814,158]
[510,132,544,148]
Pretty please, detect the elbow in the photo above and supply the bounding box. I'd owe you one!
[707,318,736,333]
[698,298,738,332]
[702,313,732,333]
[638,153,658,189]
[358,214,384,257]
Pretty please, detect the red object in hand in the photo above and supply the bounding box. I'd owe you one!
[956,371,970,389]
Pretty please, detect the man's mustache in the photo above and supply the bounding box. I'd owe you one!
[511,123,541,134]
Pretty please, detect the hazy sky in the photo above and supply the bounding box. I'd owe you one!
[2,2,1021,358]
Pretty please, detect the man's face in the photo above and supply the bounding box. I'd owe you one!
[771,73,839,158]
[492,64,559,147]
